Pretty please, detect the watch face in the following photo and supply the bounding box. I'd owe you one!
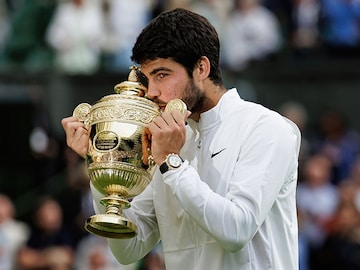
[168,155,182,168]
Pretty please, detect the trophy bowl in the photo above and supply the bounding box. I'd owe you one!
[73,66,160,238]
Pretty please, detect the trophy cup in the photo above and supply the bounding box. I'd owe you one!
[73,66,186,239]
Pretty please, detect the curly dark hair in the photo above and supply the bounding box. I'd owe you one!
[131,8,223,86]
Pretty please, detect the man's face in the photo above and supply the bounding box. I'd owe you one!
[140,58,205,113]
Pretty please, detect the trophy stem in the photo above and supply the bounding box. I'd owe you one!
[106,204,122,216]
[84,193,138,238]
[101,194,131,212]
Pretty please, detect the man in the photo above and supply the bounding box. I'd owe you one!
[62,8,301,270]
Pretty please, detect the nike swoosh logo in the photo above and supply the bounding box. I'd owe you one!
[211,148,226,158]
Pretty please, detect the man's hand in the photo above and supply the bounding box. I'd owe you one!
[61,116,89,158]
[148,110,190,165]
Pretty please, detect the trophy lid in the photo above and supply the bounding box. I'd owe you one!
[114,66,147,97]
[86,65,159,126]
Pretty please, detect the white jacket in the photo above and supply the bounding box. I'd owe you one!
[92,89,301,270]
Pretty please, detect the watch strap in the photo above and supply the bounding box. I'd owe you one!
[159,161,169,174]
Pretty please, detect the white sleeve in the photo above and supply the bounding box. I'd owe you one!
[162,116,300,252]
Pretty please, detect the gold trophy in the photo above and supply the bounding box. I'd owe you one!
[73,66,186,239]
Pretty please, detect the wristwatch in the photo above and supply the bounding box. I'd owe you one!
[160,153,184,174]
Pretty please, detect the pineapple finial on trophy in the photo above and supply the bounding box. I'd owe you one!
[128,65,140,82]
[114,65,146,97]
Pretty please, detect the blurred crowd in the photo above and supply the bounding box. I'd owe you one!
[1,0,360,75]
[1,0,360,270]
[279,102,360,270]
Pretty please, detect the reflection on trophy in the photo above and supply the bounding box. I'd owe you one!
[73,66,187,239]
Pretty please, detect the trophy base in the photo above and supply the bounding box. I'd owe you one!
[85,214,138,239]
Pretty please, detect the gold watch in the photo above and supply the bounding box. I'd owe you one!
[160,153,184,174]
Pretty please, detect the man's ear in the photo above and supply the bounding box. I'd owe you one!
[194,56,211,81]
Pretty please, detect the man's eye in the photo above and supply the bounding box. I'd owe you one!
[157,73,167,79]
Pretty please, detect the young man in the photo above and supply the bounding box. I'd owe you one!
[62,8,301,270]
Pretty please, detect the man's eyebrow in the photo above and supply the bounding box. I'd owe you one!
[149,67,172,75]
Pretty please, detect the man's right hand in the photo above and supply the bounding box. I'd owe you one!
[61,116,89,158]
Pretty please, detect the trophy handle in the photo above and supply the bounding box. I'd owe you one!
[73,103,91,128]
[165,99,187,116]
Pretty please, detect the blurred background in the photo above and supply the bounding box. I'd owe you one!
[1,0,360,269]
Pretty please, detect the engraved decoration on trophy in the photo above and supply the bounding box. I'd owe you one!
[72,66,186,239]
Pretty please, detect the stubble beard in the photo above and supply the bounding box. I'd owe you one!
[181,79,205,113]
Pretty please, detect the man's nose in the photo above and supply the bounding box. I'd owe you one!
[146,82,160,99]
